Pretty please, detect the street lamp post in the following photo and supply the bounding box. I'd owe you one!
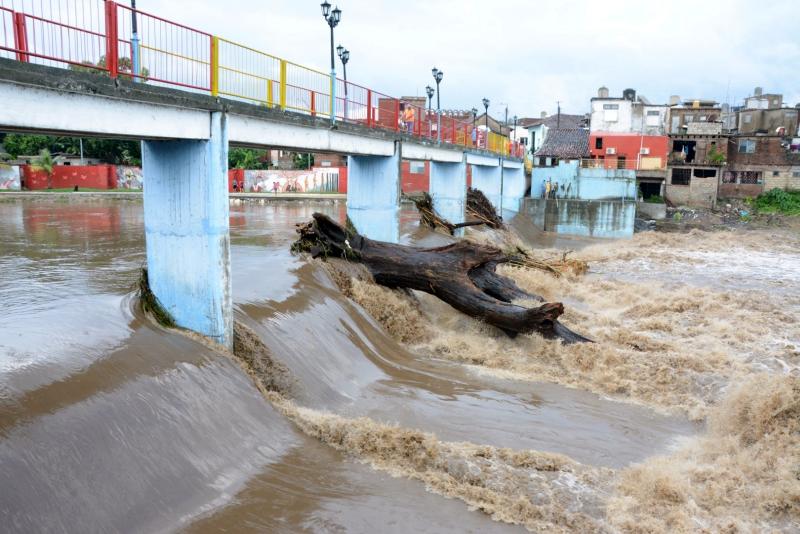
[131,0,140,82]
[336,44,349,120]
[431,67,443,143]
[482,97,489,149]
[425,85,434,137]
[321,2,341,126]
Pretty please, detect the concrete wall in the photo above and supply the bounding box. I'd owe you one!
[347,144,400,243]
[522,198,635,238]
[22,164,117,190]
[142,112,232,348]
[531,161,636,200]
[0,165,21,190]
[764,166,800,190]
[665,167,718,208]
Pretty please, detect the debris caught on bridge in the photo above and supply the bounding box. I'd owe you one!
[137,268,176,328]
[413,192,486,235]
[292,213,590,343]
[466,188,504,229]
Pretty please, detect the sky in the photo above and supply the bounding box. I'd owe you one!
[138,0,799,119]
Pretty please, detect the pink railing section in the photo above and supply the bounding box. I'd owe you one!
[0,0,524,158]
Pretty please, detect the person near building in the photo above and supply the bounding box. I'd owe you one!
[403,104,416,135]
[545,179,552,199]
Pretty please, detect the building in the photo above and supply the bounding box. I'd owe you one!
[524,112,588,158]
[666,98,721,134]
[722,135,800,198]
[736,87,799,136]
[590,87,669,135]
[533,128,589,168]
[589,87,670,199]
[665,121,727,208]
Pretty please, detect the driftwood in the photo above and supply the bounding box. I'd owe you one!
[467,188,504,229]
[293,213,590,343]
[413,192,486,235]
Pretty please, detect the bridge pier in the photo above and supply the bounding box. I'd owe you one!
[347,142,400,243]
[471,162,502,213]
[142,112,232,348]
[429,159,467,226]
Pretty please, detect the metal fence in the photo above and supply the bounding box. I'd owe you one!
[1,0,524,158]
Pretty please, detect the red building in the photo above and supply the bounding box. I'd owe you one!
[588,133,669,170]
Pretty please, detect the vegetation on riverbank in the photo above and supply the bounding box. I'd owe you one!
[751,188,800,216]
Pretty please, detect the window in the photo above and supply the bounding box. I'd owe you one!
[409,160,425,174]
[646,110,660,116]
[699,115,707,122]
[538,157,547,166]
[739,171,762,184]
[743,114,752,124]
[603,104,619,122]
[646,110,660,126]
[738,140,756,153]
[773,171,780,177]
[595,137,603,149]
[672,168,691,185]
[693,169,717,178]
[685,115,694,123]
[794,171,800,178]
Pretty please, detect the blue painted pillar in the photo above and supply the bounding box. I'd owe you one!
[429,158,467,225]
[142,112,232,348]
[347,143,400,243]
[471,163,502,212]
[501,164,527,213]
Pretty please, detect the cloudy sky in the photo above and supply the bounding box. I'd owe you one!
[139,0,798,119]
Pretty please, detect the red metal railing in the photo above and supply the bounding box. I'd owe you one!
[0,0,524,158]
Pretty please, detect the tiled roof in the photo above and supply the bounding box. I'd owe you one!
[525,114,587,129]
[534,128,589,159]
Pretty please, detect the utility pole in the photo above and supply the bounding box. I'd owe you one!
[556,101,561,128]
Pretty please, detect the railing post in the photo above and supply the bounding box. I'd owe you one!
[310,91,316,117]
[366,90,372,127]
[394,99,399,131]
[279,59,287,111]
[267,80,274,108]
[13,13,29,63]
[210,36,219,97]
[104,1,119,78]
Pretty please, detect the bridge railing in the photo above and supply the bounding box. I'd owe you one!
[1,0,524,159]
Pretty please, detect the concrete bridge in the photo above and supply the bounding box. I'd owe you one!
[0,59,525,348]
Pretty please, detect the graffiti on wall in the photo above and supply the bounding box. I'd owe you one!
[244,168,340,193]
[116,166,144,189]
[0,165,21,190]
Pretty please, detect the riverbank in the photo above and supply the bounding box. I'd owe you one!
[0,191,346,202]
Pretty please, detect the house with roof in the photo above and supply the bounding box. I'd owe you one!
[531,128,636,201]
[524,112,589,158]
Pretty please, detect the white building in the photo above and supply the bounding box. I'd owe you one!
[589,87,669,135]
[523,112,588,158]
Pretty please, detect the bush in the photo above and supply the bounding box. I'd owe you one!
[753,188,800,215]
[644,195,664,204]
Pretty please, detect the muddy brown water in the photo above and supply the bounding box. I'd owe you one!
[0,198,695,533]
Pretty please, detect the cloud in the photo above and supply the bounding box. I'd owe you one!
[137,0,800,118]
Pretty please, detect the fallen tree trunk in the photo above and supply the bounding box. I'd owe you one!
[293,213,590,343]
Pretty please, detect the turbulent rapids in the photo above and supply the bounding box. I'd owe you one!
[1,198,799,533]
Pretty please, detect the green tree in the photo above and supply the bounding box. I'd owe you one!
[293,152,314,169]
[1,134,141,165]
[229,148,270,170]
[2,134,52,158]
[30,148,58,189]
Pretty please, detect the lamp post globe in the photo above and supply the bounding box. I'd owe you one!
[321,3,342,125]
[431,67,444,142]
[337,45,350,119]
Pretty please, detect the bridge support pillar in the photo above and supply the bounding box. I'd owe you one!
[347,142,400,243]
[501,164,526,214]
[142,112,232,349]
[471,162,503,213]
[429,158,467,227]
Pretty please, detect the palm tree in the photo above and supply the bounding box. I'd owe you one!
[31,148,56,189]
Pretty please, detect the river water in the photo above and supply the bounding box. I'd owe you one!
[3,197,792,532]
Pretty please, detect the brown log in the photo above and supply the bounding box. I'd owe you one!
[293,213,591,343]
